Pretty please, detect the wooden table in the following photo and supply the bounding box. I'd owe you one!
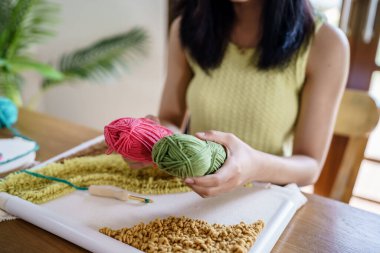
[1,109,380,253]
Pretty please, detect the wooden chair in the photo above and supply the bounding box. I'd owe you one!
[314,89,379,202]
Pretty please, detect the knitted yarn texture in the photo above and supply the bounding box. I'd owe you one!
[0,154,190,204]
[152,134,227,178]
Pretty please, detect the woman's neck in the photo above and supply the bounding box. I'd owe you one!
[233,0,263,26]
[231,0,264,49]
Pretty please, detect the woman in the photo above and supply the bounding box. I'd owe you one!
[133,0,349,198]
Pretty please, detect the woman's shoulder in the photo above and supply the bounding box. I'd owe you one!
[311,23,350,61]
[307,23,350,74]
[171,17,181,31]
[168,16,188,60]
[169,17,187,57]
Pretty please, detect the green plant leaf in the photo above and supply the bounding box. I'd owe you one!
[0,0,12,33]
[0,0,13,54]
[8,57,64,80]
[0,71,23,106]
[0,0,59,58]
[0,58,9,68]
[43,27,149,90]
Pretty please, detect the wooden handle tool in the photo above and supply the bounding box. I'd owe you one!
[88,185,153,203]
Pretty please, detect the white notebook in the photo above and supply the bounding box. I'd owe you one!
[0,137,38,173]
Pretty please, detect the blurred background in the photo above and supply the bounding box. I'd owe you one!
[1,0,379,214]
[17,0,168,129]
[309,0,380,215]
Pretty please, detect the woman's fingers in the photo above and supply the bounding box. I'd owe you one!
[195,131,239,150]
[188,184,218,198]
[187,180,232,198]
[184,133,241,197]
[184,174,224,188]
[184,158,235,187]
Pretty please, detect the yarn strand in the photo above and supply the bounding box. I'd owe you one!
[20,169,88,191]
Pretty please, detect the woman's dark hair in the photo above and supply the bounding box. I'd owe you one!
[172,0,315,71]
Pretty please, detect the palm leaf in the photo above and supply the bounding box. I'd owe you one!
[0,0,59,58]
[42,27,148,89]
[0,71,23,106]
[0,0,12,34]
[7,57,64,80]
[0,0,15,53]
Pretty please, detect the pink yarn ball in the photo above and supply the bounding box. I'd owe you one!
[104,117,173,162]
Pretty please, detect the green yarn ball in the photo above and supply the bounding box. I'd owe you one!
[152,134,227,178]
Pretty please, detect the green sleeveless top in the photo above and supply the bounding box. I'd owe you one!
[186,20,323,156]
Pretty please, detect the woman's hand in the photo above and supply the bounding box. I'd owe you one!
[184,131,259,198]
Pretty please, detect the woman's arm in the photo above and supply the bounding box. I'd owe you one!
[185,23,350,197]
[158,17,193,133]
